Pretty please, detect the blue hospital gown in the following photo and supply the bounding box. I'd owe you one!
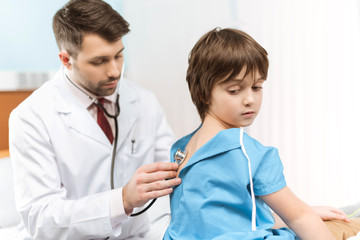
[163,128,298,240]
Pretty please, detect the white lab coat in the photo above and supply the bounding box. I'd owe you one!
[8,69,174,240]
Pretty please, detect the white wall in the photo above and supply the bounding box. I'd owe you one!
[120,0,241,138]
[121,0,360,207]
[247,0,360,207]
[0,1,64,71]
[1,0,359,208]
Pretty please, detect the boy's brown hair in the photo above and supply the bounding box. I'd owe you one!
[186,28,269,121]
[52,0,130,58]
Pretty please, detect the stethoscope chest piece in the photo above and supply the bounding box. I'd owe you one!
[174,148,187,166]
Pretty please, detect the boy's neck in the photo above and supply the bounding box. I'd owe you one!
[192,114,228,150]
[201,113,228,134]
[176,114,229,176]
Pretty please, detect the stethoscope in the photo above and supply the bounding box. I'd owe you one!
[64,65,155,217]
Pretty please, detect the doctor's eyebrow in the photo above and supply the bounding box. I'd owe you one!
[89,47,125,61]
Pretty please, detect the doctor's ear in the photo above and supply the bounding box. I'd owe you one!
[59,51,72,69]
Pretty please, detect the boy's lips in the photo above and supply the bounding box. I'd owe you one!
[242,111,255,116]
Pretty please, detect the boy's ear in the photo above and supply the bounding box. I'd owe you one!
[201,96,210,105]
[58,50,72,70]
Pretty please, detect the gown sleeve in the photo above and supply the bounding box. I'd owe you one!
[252,146,287,196]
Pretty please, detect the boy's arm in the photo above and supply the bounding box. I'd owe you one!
[273,206,350,229]
[261,186,335,240]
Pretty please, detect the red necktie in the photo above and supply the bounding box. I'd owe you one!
[96,98,114,144]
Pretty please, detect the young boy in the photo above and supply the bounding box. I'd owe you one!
[163,28,335,239]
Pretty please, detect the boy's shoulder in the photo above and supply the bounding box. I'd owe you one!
[171,128,276,159]
[170,129,197,157]
[241,130,278,154]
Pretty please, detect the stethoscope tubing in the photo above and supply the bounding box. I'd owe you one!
[104,94,157,217]
[65,71,155,217]
[108,95,120,190]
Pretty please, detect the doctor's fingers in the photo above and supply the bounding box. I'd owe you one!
[138,162,179,173]
[136,170,178,184]
[132,178,180,205]
[142,187,176,200]
[141,177,181,193]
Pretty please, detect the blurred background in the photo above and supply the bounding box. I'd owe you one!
[1,0,360,209]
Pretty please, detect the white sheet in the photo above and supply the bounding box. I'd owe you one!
[0,158,20,228]
[0,225,18,239]
[347,231,360,240]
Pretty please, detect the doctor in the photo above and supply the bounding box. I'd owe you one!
[8,0,181,239]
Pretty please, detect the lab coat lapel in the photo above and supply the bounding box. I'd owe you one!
[67,107,111,146]
[52,72,139,147]
[115,80,138,148]
[52,71,114,146]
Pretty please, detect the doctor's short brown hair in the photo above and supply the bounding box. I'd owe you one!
[186,28,269,121]
[52,0,130,58]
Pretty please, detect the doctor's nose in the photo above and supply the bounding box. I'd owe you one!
[106,60,121,79]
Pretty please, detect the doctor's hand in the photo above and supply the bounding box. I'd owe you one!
[122,162,181,215]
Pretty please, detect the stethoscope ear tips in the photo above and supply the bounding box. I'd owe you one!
[174,148,187,166]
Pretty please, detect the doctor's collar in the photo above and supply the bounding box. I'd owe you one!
[63,67,118,108]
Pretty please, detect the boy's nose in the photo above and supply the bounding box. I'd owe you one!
[243,90,255,106]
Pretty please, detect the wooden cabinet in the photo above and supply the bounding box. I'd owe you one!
[0,91,33,150]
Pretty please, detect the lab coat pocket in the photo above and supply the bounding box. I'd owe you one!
[120,136,154,183]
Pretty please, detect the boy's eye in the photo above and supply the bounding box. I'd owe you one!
[228,88,241,94]
[252,86,263,91]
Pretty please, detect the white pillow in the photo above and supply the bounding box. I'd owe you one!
[0,158,21,228]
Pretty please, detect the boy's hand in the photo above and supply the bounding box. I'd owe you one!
[312,206,350,223]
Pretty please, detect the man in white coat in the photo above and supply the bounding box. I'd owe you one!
[8,0,181,239]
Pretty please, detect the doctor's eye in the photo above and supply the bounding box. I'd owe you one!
[90,58,109,66]
[115,54,123,60]
[91,60,105,66]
